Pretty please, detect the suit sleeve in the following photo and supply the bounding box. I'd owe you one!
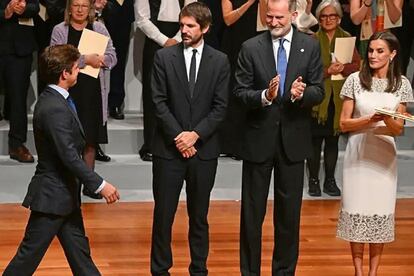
[193,56,230,142]
[21,0,39,18]
[233,43,265,110]
[152,50,184,143]
[43,0,65,20]
[292,38,324,108]
[43,105,103,192]
[50,23,66,45]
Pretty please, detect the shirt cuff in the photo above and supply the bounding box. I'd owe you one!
[262,89,273,106]
[94,180,106,194]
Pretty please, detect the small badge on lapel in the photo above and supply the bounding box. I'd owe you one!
[300,48,305,52]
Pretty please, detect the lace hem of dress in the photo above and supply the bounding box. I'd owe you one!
[336,210,394,243]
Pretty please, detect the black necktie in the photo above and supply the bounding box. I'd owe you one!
[67,96,77,114]
[188,49,197,98]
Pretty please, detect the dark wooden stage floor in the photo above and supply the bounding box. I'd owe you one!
[1,199,413,275]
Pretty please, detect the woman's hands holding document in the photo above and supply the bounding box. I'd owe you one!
[85,54,106,68]
[327,62,344,75]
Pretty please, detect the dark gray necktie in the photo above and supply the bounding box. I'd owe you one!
[188,49,197,97]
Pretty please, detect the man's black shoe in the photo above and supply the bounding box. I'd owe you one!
[95,145,111,162]
[109,107,125,120]
[308,178,321,197]
[140,152,152,162]
[82,186,103,199]
[323,178,341,196]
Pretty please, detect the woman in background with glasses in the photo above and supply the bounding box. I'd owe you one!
[307,0,360,197]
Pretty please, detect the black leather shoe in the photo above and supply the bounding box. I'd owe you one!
[140,152,152,162]
[308,178,321,197]
[109,107,125,120]
[95,145,111,162]
[323,178,341,196]
[82,186,103,199]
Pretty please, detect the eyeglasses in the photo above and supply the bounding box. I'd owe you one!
[319,14,339,21]
[71,4,90,10]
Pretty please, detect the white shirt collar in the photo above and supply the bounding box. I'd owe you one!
[183,39,205,57]
[48,84,69,99]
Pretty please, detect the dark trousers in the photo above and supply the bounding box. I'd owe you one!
[3,209,100,276]
[240,129,304,276]
[105,0,133,109]
[307,135,339,180]
[151,156,217,276]
[140,38,160,155]
[0,53,32,149]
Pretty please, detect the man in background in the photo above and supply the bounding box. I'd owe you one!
[150,3,230,275]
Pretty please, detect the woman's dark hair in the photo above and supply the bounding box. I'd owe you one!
[359,31,401,93]
[179,2,212,30]
[39,45,80,85]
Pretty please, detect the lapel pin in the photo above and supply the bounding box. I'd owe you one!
[300,49,304,52]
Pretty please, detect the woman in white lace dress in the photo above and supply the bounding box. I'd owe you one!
[337,31,413,276]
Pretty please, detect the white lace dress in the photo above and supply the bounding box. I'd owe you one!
[336,72,413,243]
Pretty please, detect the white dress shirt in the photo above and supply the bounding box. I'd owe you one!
[49,84,106,194]
[135,0,196,47]
[262,27,294,106]
[183,40,204,82]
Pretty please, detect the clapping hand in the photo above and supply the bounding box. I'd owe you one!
[265,75,280,101]
[290,76,306,102]
[14,0,26,15]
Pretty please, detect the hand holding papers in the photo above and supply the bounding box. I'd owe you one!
[331,37,356,81]
[375,107,414,122]
[78,28,109,78]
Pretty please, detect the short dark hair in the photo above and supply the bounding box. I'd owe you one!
[359,31,402,93]
[179,2,212,30]
[39,45,80,85]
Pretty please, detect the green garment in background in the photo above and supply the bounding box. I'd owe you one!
[314,27,351,135]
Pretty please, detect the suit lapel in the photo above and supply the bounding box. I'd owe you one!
[48,88,86,138]
[258,32,277,82]
[284,29,302,100]
[191,44,212,102]
[171,44,192,103]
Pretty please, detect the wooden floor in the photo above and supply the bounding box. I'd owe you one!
[0,199,413,275]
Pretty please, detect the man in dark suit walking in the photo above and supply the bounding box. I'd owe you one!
[150,3,230,275]
[3,44,120,276]
[234,0,324,274]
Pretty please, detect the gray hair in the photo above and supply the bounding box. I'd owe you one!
[268,0,298,12]
[315,0,343,19]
